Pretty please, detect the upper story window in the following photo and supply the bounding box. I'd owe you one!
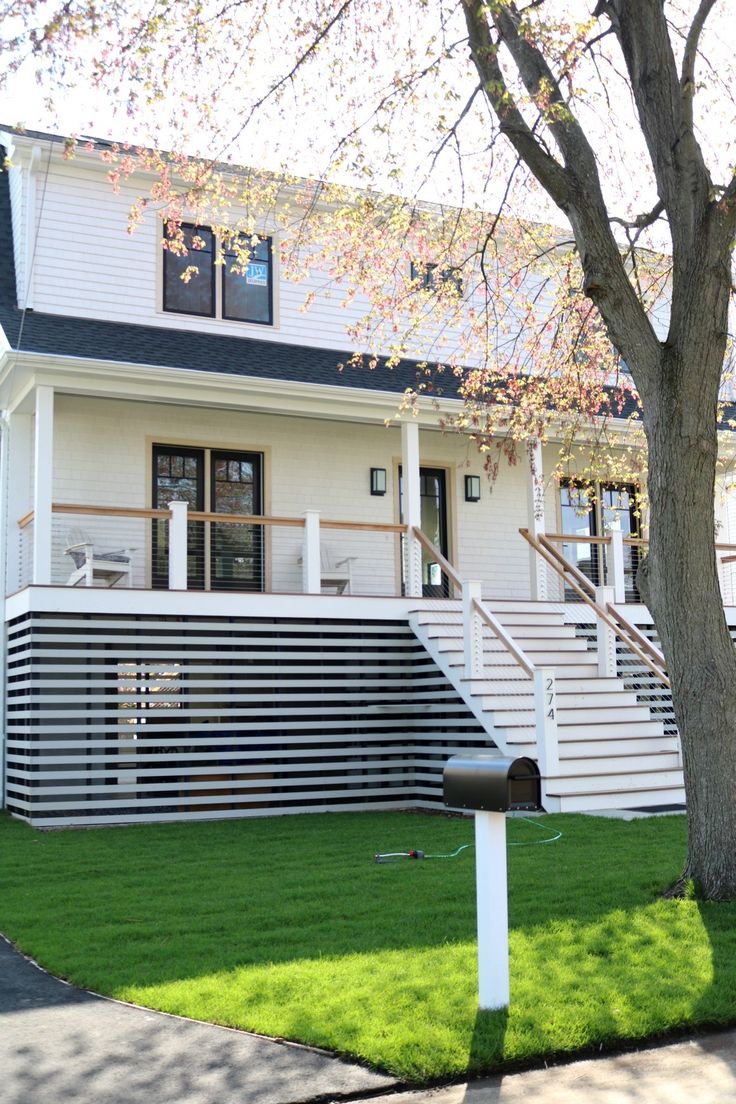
[410,260,463,296]
[162,223,274,326]
[222,236,273,325]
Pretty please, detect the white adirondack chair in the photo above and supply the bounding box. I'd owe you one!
[65,528,135,587]
[298,544,358,594]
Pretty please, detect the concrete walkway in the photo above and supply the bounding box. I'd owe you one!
[347,1032,736,1104]
[0,936,397,1104]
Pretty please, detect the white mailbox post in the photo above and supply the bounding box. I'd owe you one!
[443,754,541,1010]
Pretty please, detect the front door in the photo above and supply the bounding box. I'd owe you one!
[400,466,450,597]
[601,483,641,601]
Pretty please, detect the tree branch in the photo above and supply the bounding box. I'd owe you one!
[460,1,570,208]
[609,199,665,231]
[681,0,718,133]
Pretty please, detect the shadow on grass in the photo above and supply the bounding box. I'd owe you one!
[0,811,689,997]
[691,898,736,1032]
[467,1005,509,1079]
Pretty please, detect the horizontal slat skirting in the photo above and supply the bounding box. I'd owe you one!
[6,609,491,826]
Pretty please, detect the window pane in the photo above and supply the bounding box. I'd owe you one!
[222,236,273,324]
[163,225,215,316]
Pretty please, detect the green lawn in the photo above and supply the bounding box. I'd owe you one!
[2,809,736,1081]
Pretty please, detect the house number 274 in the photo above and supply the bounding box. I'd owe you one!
[546,677,556,721]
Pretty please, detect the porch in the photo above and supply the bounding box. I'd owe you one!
[3,378,736,827]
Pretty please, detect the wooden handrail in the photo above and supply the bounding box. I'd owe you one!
[410,525,462,592]
[17,510,34,530]
[52,503,406,534]
[53,503,171,520]
[544,532,612,546]
[519,527,670,688]
[188,510,303,527]
[537,533,597,599]
[472,598,535,678]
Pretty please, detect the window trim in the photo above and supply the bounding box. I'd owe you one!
[160,224,276,327]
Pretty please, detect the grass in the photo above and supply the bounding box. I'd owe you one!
[3,809,736,1081]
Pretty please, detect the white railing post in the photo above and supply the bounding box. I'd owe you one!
[533,667,559,778]
[463,581,484,679]
[595,585,617,677]
[525,439,547,600]
[401,420,423,598]
[32,385,54,585]
[302,510,321,594]
[168,501,189,590]
[609,527,626,604]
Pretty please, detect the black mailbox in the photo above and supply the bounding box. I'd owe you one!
[443,754,541,813]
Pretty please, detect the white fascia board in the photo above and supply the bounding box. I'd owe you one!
[0,347,454,427]
[0,347,652,441]
[0,325,10,354]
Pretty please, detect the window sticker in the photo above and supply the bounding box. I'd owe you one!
[246,262,268,286]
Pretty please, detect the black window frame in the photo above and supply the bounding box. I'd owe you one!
[222,235,274,326]
[162,223,216,319]
[162,225,275,326]
[409,260,463,296]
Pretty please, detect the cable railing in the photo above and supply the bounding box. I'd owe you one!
[16,502,408,596]
[520,527,670,688]
[410,526,559,778]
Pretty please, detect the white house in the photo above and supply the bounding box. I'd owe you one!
[2,128,735,827]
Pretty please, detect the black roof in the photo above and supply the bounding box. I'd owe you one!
[0,150,456,398]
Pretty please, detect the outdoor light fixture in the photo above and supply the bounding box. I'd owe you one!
[370,467,387,496]
[465,475,481,502]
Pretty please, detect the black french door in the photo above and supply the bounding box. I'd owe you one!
[400,466,450,597]
[152,445,263,591]
[152,446,205,589]
[210,451,263,591]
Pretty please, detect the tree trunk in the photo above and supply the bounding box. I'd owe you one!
[641,339,736,898]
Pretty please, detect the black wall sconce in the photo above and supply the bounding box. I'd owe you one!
[465,475,481,502]
[371,467,387,496]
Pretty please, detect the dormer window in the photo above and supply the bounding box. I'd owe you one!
[163,225,215,317]
[162,223,274,326]
[223,236,273,325]
[410,260,463,296]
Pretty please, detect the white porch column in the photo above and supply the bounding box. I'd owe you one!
[33,386,54,585]
[302,510,321,594]
[401,420,422,598]
[526,439,547,600]
[595,585,617,677]
[4,411,33,595]
[168,501,189,590]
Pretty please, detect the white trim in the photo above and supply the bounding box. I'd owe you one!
[4,585,438,622]
[0,349,452,427]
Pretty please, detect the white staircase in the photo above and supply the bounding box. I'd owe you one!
[409,599,685,813]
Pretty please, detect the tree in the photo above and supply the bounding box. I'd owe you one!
[4,0,736,896]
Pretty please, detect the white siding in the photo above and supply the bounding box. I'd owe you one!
[51,394,533,598]
[24,158,474,364]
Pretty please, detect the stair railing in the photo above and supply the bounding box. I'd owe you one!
[411,526,560,777]
[519,527,670,689]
